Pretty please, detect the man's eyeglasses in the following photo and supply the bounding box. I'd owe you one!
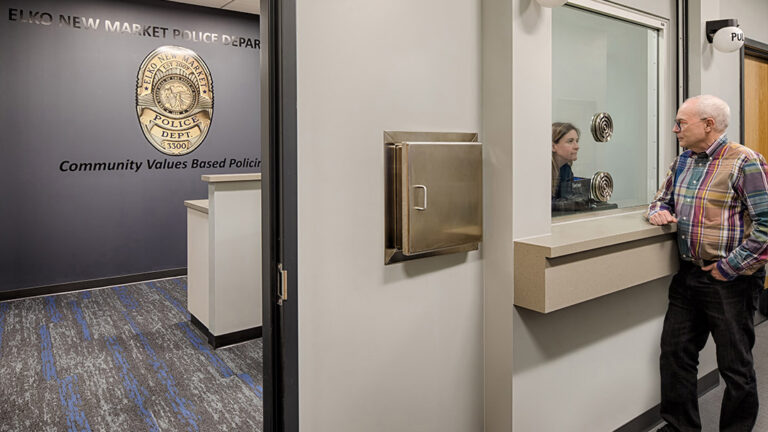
[674,118,708,130]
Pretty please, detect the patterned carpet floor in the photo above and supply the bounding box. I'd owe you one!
[0,277,263,431]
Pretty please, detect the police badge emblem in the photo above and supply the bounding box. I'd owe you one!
[136,46,213,156]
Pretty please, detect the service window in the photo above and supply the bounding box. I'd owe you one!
[551,3,666,217]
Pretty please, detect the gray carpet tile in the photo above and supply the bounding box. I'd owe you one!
[0,277,263,432]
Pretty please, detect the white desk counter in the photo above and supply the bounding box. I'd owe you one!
[186,173,262,348]
[201,173,262,183]
[184,199,209,214]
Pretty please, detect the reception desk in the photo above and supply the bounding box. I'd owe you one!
[185,173,262,348]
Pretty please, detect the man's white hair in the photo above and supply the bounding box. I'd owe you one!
[687,94,730,131]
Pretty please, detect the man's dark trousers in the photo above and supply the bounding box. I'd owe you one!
[660,260,762,431]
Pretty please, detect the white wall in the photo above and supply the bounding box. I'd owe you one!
[295,1,483,431]
[720,0,768,45]
[483,0,720,430]
[481,1,517,430]
[689,0,768,141]
[512,280,671,430]
[688,0,740,139]
[292,0,763,429]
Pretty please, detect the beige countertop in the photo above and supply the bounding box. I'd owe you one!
[201,173,261,183]
[516,210,677,258]
[184,199,209,214]
[514,210,679,313]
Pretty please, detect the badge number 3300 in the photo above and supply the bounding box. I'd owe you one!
[136,46,213,156]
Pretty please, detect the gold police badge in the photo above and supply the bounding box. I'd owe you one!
[136,46,213,156]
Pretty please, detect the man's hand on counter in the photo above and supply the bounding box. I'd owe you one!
[648,210,678,226]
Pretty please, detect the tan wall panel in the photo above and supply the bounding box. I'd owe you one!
[545,237,678,312]
[515,235,677,313]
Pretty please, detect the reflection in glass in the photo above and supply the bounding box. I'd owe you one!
[552,5,659,216]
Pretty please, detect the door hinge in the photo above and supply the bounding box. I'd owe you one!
[277,263,288,305]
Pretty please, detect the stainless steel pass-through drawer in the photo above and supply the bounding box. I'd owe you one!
[385,131,482,264]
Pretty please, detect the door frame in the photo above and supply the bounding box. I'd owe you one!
[740,38,768,144]
[260,0,299,431]
[740,38,768,297]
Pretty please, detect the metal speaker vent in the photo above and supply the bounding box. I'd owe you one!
[590,112,613,142]
[590,171,613,202]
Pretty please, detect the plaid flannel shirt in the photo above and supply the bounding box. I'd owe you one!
[648,134,768,280]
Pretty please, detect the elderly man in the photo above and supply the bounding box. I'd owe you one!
[648,94,768,431]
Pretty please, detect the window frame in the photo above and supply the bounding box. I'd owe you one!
[551,0,673,223]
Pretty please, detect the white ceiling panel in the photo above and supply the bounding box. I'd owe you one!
[223,0,260,15]
[165,0,260,15]
[166,0,231,8]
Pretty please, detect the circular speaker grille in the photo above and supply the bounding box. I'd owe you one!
[591,171,613,202]
[590,112,614,142]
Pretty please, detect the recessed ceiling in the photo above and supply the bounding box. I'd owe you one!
[166,0,260,15]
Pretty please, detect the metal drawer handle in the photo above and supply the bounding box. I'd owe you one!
[413,185,427,211]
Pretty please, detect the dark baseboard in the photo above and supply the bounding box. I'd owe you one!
[614,369,720,432]
[190,313,262,349]
[0,268,188,302]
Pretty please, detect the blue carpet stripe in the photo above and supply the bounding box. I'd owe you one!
[174,278,188,291]
[123,311,200,431]
[58,375,92,432]
[113,286,139,310]
[69,301,91,341]
[40,323,92,431]
[1,277,263,431]
[178,322,234,378]
[105,336,160,432]
[237,373,263,399]
[45,296,61,323]
[40,323,57,381]
[149,281,190,319]
[0,302,8,356]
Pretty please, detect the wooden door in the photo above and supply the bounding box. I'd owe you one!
[744,55,768,157]
[744,53,768,287]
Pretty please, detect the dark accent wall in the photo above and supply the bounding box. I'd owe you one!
[0,0,260,291]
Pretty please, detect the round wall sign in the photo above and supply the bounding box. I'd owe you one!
[713,26,744,53]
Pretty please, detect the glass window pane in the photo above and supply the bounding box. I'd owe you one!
[552,6,658,216]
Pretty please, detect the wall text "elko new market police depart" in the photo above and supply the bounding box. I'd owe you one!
[8,8,260,49]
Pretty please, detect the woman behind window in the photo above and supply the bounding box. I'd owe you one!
[551,122,580,200]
